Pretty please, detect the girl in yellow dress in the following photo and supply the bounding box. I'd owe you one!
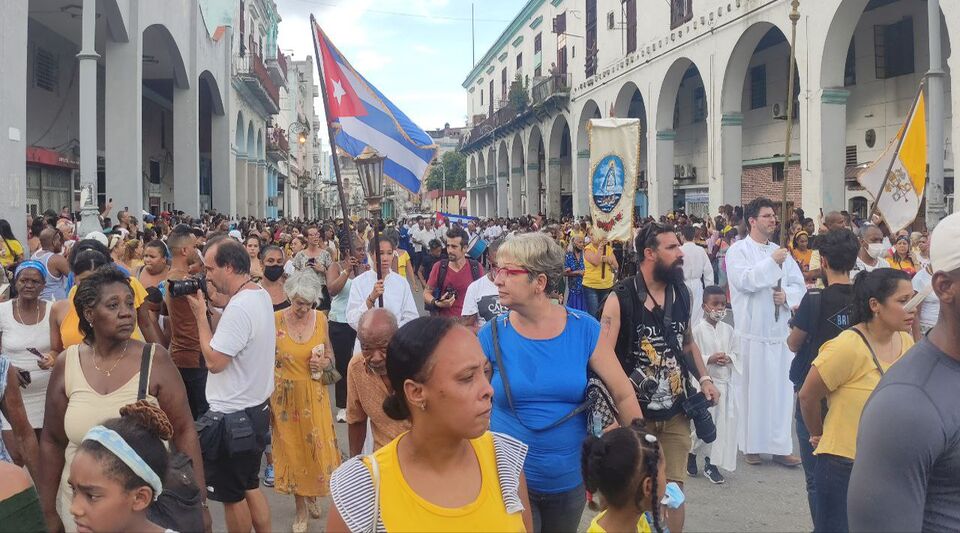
[271,271,342,533]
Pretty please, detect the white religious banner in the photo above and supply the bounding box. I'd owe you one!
[857,87,927,233]
[588,118,640,242]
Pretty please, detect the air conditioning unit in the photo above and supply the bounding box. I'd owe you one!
[607,12,616,30]
[685,164,696,179]
[674,164,683,178]
[771,101,788,120]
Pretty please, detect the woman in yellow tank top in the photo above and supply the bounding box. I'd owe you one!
[327,317,532,532]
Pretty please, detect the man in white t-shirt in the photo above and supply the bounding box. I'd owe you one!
[850,224,890,280]
[189,235,275,533]
[462,238,506,332]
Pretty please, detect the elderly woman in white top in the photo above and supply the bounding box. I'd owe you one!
[0,261,54,448]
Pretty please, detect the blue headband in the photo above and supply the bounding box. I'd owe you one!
[82,426,163,500]
[14,260,47,281]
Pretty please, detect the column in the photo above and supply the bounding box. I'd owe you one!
[235,155,247,217]
[509,166,523,216]
[525,163,541,215]
[649,129,676,218]
[546,158,562,219]
[247,160,258,217]
[212,112,233,214]
[105,11,144,221]
[258,161,268,218]
[715,113,743,210]
[802,89,848,217]
[574,149,591,218]
[173,86,201,217]
[0,1,28,241]
[488,186,498,218]
[497,171,509,216]
[466,189,474,216]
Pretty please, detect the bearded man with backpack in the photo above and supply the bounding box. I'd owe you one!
[599,222,720,533]
[424,227,483,321]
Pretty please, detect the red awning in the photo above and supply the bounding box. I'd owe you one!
[26,146,79,169]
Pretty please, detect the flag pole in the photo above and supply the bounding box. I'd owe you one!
[311,15,356,272]
[867,81,925,223]
[775,0,800,322]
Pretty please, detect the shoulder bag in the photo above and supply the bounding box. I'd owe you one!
[849,328,888,376]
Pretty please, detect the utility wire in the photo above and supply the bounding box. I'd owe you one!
[287,0,511,23]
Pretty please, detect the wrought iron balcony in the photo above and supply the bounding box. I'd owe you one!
[233,50,281,114]
[266,47,288,87]
[531,73,571,106]
[266,127,290,162]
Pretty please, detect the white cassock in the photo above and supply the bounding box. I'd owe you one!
[691,319,740,472]
[681,242,715,326]
[725,237,805,456]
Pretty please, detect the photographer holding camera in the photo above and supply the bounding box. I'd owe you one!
[599,222,720,533]
[164,224,207,419]
[187,235,275,533]
[423,227,483,320]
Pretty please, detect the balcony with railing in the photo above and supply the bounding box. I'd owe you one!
[531,73,571,107]
[266,47,289,87]
[266,127,290,162]
[233,47,281,114]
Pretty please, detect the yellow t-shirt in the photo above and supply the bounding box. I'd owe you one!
[587,510,653,533]
[0,238,24,267]
[812,329,914,460]
[583,244,615,290]
[396,250,410,279]
[369,431,525,532]
[60,277,149,348]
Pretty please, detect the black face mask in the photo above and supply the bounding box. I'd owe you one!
[263,265,284,282]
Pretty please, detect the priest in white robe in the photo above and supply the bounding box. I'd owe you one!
[725,199,805,465]
[680,225,715,326]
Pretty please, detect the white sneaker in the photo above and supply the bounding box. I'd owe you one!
[336,408,347,423]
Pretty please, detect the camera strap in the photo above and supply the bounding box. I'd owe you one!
[634,274,692,391]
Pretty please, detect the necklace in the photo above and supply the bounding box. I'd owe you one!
[93,341,129,377]
[14,299,40,326]
[283,309,314,343]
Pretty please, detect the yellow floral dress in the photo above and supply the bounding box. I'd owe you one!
[271,310,342,497]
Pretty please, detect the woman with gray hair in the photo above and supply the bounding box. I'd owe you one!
[270,270,342,532]
[477,232,643,533]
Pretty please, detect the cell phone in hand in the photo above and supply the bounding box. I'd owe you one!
[18,369,31,387]
[26,347,44,359]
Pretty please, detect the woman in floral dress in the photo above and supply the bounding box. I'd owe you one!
[271,271,342,533]
[564,234,587,311]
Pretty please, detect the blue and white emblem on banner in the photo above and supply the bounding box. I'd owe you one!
[592,155,625,213]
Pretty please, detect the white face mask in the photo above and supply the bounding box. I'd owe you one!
[707,308,728,322]
[866,243,885,259]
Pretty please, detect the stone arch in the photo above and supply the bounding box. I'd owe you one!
[547,114,572,218]
[141,24,189,90]
[526,125,545,215]
[721,22,787,114]
[612,84,649,216]
[246,122,256,159]
[257,129,264,159]
[486,147,496,217]
[509,133,525,216]
[576,100,602,217]
[235,111,246,154]
[497,140,510,216]
[199,70,225,116]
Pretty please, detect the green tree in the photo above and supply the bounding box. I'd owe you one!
[426,151,467,191]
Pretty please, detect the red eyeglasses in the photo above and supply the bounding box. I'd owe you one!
[494,267,531,277]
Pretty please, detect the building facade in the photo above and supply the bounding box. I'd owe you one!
[461,0,959,222]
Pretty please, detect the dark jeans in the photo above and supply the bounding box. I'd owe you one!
[583,287,610,318]
[179,367,209,420]
[796,401,818,525]
[527,484,585,533]
[814,454,853,533]
[328,321,357,408]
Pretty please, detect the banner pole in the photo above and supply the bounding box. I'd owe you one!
[775,0,800,322]
[867,82,925,222]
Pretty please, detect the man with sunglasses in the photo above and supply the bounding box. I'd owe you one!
[725,197,805,467]
[599,222,719,533]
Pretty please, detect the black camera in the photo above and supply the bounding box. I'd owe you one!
[629,368,659,402]
[681,391,717,443]
[168,275,208,299]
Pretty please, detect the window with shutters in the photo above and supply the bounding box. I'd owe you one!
[585,0,597,77]
[846,145,858,166]
[625,0,637,54]
[844,41,857,86]
[875,18,914,79]
[34,47,59,93]
[516,53,522,70]
[750,65,766,109]
[693,87,706,123]
[772,162,785,182]
[501,68,507,99]
[670,0,693,30]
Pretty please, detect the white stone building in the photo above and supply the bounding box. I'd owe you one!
[462,0,959,223]
[1,0,236,240]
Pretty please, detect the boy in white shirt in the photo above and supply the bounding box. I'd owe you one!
[688,285,741,484]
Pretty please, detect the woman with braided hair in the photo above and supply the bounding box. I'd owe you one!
[581,421,667,533]
[38,265,204,533]
[68,401,174,533]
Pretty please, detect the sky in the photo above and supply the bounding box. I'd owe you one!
[275,0,524,140]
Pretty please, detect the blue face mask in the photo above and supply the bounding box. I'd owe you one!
[661,481,685,509]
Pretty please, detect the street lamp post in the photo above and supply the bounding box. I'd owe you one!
[355,149,386,307]
[284,121,308,217]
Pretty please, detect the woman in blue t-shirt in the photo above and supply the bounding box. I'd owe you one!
[479,233,642,533]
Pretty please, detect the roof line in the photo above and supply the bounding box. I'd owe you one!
[462,0,546,89]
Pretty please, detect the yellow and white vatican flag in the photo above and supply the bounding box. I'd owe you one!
[858,88,927,233]
[589,118,640,242]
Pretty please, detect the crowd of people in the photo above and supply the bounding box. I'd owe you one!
[0,198,957,533]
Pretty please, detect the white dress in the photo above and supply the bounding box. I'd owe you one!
[725,237,805,456]
[691,319,740,472]
[0,299,52,429]
[681,242,715,326]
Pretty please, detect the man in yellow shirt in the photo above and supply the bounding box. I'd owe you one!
[583,238,618,316]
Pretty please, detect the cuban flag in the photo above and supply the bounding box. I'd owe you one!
[311,18,437,193]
